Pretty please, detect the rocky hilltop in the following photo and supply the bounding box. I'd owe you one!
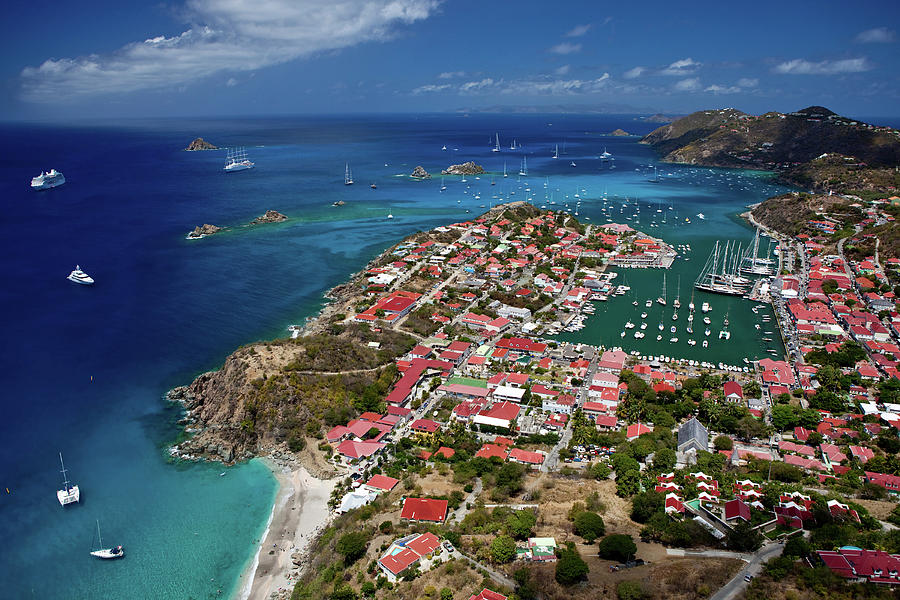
[249,210,288,225]
[187,224,223,239]
[609,128,631,136]
[185,137,218,151]
[410,166,431,179]
[441,161,485,175]
[641,106,900,170]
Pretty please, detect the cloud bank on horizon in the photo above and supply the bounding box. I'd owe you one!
[11,1,900,117]
[20,0,439,102]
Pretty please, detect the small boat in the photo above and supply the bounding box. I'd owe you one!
[370,183,377,189]
[704,328,711,337]
[701,302,711,313]
[31,168,66,190]
[702,340,708,348]
[441,145,447,151]
[344,163,354,186]
[57,452,80,506]
[696,213,706,220]
[67,265,94,286]
[570,161,576,167]
[90,520,124,560]
[387,210,393,219]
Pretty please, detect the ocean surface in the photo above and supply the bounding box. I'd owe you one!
[0,113,789,598]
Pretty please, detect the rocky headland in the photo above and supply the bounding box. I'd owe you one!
[187,224,224,239]
[410,165,431,179]
[441,161,484,175]
[249,210,288,225]
[185,137,218,151]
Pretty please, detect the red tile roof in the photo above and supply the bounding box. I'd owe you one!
[400,497,448,522]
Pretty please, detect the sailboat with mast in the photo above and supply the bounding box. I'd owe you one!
[90,520,124,559]
[552,144,559,159]
[657,273,667,305]
[673,276,681,309]
[694,241,748,296]
[503,162,508,178]
[344,163,354,186]
[518,156,528,177]
[224,147,254,172]
[740,228,776,275]
[57,452,80,506]
[492,133,500,153]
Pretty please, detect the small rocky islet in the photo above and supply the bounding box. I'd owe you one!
[187,210,288,239]
[184,137,218,151]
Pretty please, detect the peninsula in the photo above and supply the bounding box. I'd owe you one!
[167,173,900,600]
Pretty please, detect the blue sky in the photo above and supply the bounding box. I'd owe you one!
[2,0,899,120]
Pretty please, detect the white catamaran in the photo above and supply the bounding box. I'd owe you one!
[57,452,80,506]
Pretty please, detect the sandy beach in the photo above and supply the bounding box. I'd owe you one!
[237,459,338,600]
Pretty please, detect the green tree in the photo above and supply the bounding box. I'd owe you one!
[630,491,664,523]
[598,534,637,562]
[616,469,641,498]
[616,581,645,600]
[771,404,798,431]
[490,535,517,564]
[653,447,677,470]
[555,543,589,585]
[713,435,734,451]
[726,520,762,552]
[573,511,606,543]
[440,588,453,600]
[505,510,537,540]
[336,531,368,565]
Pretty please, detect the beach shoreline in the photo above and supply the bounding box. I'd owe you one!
[236,457,338,600]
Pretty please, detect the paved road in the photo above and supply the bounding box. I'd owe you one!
[456,552,517,589]
[708,543,784,600]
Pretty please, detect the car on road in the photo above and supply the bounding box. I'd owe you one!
[443,542,455,552]
[744,574,753,582]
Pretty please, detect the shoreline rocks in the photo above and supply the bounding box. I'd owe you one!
[249,210,288,225]
[185,137,218,151]
[410,166,431,179]
[441,161,485,175]
[187,224,224,239]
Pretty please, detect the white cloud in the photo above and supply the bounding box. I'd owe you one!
[673,77,701,92]
[704,84,741,94]
[773,57,872,75]
[460,78,495,92]
[438,71,465,79]
[412,83,451,94]
[411,73,612,97]
[737,77,758,88]
[554,65,570,76]
[549,42,582,55]
[20,0,440,102]
[661,58,700,76]
[856,27,895,43]
[623,66,645,79]
[565,24,592,37]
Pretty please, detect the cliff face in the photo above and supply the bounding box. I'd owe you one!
[169,323,416,464]
[642,106,900,170]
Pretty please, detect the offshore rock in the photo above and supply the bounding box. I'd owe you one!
[441,161,485,175]
[249,210,288,225]
[610,128,631,136]
[185,137,218,151]
[187,224,224,239]
[410,166,431,179]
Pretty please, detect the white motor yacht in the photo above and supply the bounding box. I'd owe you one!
[67,265,94,285]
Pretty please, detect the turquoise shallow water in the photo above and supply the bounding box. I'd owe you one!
[0,114,788,598]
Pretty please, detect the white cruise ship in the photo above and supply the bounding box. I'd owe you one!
[224,148,254,172]
[67,265,94,285]
[31,169,66,190]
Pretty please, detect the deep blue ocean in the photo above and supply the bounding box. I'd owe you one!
[0,113,799,598]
